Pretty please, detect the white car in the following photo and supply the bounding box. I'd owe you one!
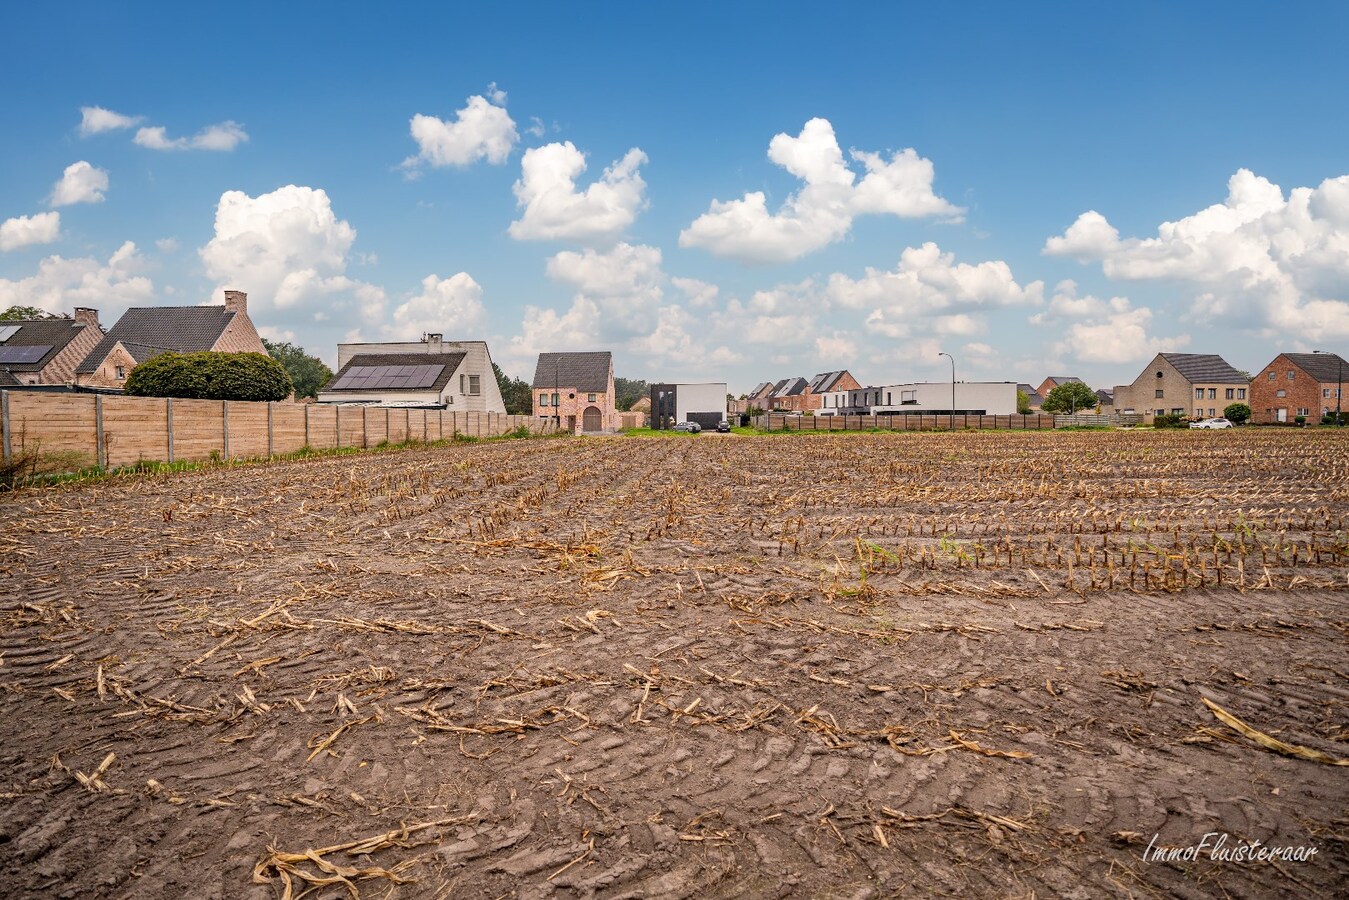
[1189,417,1233,429]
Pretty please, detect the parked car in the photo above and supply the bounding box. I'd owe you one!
[673,421,701,433]
[715,420,731,433]
[1189,417,1233,429]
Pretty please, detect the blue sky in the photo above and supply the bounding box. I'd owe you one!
[3,1,1347,392]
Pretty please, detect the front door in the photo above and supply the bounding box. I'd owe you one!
[582,406,602,432]
[1276,408,1287,422]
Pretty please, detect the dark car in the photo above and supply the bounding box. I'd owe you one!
[715,420,731,433]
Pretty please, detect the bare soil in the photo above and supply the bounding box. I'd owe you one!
[1,430,1346,899]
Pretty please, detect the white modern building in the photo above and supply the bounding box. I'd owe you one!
[651,382,728,429]
[316,334,506,411]
[818,381,1018,415]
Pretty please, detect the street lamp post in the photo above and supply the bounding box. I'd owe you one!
[554,357,560,430]
[938,352,955,431]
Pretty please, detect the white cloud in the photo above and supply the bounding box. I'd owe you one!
[1045,168,1349,338]
[0,241,153,315]
[1033,281,1189,364]
[826,242,1042,338]
[50,161,109,206]
[0,212,61,252]
[680,118,963,263]
[199,184,384,322]
[508,143,648,243]
[388,273,487,339]
[155,238,179,253]
[134,121,248,151]
[815,333,857,361]
[79,106,141,135]
[402,92,518,172]
[671,276,719,309]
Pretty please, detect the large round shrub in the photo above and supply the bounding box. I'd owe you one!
[1223,402,1251,425]
[124,351,293,401]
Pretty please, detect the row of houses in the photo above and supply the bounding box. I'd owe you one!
[1112,351,1346,425]
[0,291,266,390]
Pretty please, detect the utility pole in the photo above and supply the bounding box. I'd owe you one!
[938,352,955,431]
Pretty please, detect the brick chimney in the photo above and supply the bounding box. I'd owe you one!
[425,333,443,350]
[223,290,248,314]
[73,307,100,329]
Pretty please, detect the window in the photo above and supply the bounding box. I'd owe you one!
[1276,389,1286,398]
[901,390,916,404]
[539,393,550,407]
[1238,388,1246,399]
[551,392,559,406]
[1171,408,1184,415]
[115,366,126,379]
[886,392,892,405]
[588,393,596,402]
[468,375,480,395]
[1210,409,1216,417]
[1287,370,1295,381]
[1268,372,1276,381]
[1155,389,1164,398]
[1226,388,1235,399]
[1195,388,1204,400]
[1298,408,1310,416]
[1207,388,1216,399]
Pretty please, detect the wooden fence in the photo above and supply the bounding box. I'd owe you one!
[0,390,559,470]
[755,413,1059,431]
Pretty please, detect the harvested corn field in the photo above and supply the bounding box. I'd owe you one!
[1,430,1347,898]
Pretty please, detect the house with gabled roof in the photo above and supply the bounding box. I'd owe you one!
[1250,352,1347,424]
[1112,353,1249,424]
[74,290,266,388]
[532,351,617,433]
[1036,376,1084,400]
[0,308,105,387]
[1016,383,1045,411]
[316,333,505,411]
[761,370,862,413]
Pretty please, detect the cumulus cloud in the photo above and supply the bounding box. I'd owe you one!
[50,161,109,206]
[0,212,61,252]
[155,238,179,253]
[135,121,248,151]
[671,276,719,309]
[508,143,648,243]
[1045,168,1349,338]
[826,242,1042,338]
[402,91,518,173]
[0,241,153,315]
[545,242,664,328]
[79,106,141,135]
[1032,281,1189,364]
[199,185,384,323]
[388,273,487,339]
[680,118,963,263]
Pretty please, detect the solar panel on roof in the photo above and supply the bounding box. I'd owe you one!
[0,325,20,342]
[330,362,447,392]
[0,345,52,364]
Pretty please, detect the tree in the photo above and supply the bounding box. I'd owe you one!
[1,305,52,321]
[1041,381,1098,414]
[262,339,332,399]
[124,352,293,401]
[1223,402,1251,425]
[492,363,534,414]
[1016,390,1032,415]
[614,377,650,411]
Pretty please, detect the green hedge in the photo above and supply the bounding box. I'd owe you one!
[124,351,293,402]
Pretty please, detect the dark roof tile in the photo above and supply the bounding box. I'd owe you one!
[531,352,612,392]
[1283,352,1348,383]
[76,306,237,374]
[1161,353,1248,383]
[0,318,92,371]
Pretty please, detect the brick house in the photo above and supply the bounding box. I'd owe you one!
[75,290,267,388]
[532,351,617,433]
[0,309,105,386]
[1249,352,1347,424]
[1112,353,1249,424]
[1036,376,1084,402]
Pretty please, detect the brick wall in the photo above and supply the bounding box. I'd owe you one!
[1250,355,1341,423]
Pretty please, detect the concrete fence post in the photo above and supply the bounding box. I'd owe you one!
[304,403,310,448]
[166,398,175,463]
[335,405,341,448]
[362,408,369,449]
[1,390,10,464]
[222,400,230,459]
[267,403,275,457]
[95,394,106,468]
[385,408,390,444]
